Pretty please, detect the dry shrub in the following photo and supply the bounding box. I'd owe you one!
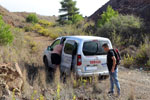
[29,41,40,54]
[92,76,102,94]
[123,54,135,68]
[22,67,33,98]
[54,66,61,85]
[49,33,59,40]
[39,19,54,27]
[128,90,136,100]
[135,38,150,68]
[38,67,47,89]
[32,24,50,36]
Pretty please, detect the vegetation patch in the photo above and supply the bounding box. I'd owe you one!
[0,15,14,45]
[26,14,39,23]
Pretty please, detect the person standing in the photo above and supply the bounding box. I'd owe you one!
[102,43,120,96]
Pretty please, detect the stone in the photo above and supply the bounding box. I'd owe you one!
[0,63,23,96]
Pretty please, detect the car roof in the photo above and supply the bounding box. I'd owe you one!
[58,36,110,41]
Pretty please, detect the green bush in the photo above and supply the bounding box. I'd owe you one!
[0,16,14,45]
[96,14,143,46]
[26,14,38,23]
[97,5,118,27]
[72,14,84,24]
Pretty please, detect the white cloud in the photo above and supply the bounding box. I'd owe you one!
[0,0,109,16]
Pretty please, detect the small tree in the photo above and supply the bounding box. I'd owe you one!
[72,14,83,24]
[0,16,14,45]
[97,5,118,27]
[58,0,80,24]
[26,14,38,23]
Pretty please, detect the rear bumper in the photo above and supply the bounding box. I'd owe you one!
[76,69,109,77]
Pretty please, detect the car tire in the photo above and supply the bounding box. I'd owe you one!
[44,57,53,71]
[44,57,49,68]
[44,56,54,82]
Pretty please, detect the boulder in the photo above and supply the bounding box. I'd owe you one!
[0,63,23,96]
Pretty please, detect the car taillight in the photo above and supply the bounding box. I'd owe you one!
[77,55,82,66]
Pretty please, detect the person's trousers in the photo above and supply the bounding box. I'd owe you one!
[109,68,120,94]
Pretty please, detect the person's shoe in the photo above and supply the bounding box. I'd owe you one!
[117,92,120,97]
[108,91,114,95]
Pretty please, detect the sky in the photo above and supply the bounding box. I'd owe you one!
[0,0,109,17]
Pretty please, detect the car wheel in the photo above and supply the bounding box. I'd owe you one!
[44,57,54,82]
[44,57,49,68]
[44,57,53,71]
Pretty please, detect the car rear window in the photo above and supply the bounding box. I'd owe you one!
[83,41,98,56]
[83,40,110,56]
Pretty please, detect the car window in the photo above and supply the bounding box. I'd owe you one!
[83,41,98,56]
[64,40,77,55]
[51,39,60,49]
[97,41,110,55]
[83,40,110,56]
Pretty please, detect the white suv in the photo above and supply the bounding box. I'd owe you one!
[43,36,112,77]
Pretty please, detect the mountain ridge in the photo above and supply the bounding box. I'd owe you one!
[89,0,150,23]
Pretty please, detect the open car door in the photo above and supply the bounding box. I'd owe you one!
[60,39,77,75]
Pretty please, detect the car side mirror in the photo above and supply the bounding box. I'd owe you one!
[50,48,53,51]
[47,46,51,51]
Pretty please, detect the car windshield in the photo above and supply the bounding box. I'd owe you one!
[83,40,109,56]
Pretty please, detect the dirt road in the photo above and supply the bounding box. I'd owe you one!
[118,67,150,100]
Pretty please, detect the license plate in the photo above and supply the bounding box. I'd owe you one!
[85,67,97,71]
[102,63,107,67]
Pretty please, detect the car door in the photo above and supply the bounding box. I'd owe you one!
[47,39,60,68]
[82,40,100,73]
[60,39,77,74]
[82,40,111,73]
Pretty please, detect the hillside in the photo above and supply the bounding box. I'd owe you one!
[14,12,57,23]
[0,5,25,27]
[89,0,150,23]
[0,5,57,27]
